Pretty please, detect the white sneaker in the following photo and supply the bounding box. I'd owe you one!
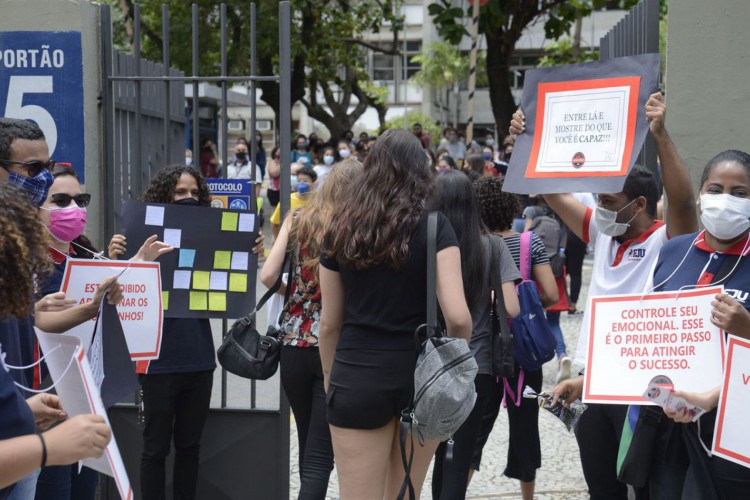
[556,355,572,384]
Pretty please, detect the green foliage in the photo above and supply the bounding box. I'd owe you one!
[537,38,599,68]
[410,42,469,88]
[384,111,441,146]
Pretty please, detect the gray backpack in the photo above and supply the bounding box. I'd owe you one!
[398,212,478,500]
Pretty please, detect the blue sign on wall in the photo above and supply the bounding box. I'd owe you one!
[207,179,254,212]
[0,31,85,182]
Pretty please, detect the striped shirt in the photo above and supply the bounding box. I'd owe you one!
[501,232,550,272]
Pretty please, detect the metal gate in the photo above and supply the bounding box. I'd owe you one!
[99,3,292,498]
[599,0,661,176]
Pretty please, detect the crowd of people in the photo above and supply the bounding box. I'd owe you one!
[2,84,750,500]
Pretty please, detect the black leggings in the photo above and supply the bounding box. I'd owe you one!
[280,346,334,500]
[140,371,213,500]
[565,228,587,305]
[432,375,496,500]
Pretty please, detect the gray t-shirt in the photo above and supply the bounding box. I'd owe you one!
[469,234,521,375]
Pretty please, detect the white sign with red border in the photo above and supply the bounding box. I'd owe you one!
[584,286,725,405]
[36,330,132,500]
[712,334,750,469]
[60,259,163,360]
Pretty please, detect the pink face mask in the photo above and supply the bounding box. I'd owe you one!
[45,206,87,242]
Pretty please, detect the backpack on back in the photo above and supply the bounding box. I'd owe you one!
[511,231,556,372]
[530,213,564,277]
[397,212,478,500]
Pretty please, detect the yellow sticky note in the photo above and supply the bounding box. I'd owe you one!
[189,291,207,310]
[193,271,210,290]
[162,291,169,310]
[209,292,227,311]
[214,251,231,270]
[229,273,248,293]
[222,212,239,231]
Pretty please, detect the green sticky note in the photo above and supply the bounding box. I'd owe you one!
[209,292,227,311]
[214,250,231,270]
[229,273,248,293]
[162,291,169,310]
[193,271,210,290]
[222,212,239,231]
[189,291,207,310]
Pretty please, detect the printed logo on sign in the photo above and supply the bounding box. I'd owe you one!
[229,198,248,210]
[725,289,749,305]
[628,248,646,261]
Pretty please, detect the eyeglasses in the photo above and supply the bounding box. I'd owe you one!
[49,192,91,208]
[0,159,55,177]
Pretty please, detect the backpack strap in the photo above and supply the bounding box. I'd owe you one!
[426,211,438,331]
[488,235,511,349]
[519,231,533,281]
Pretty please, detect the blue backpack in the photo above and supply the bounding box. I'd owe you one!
[511,232,556,371]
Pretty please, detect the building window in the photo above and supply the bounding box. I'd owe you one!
[403,40,422,80]
[369,41,422,82]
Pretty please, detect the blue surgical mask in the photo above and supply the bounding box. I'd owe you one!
[323,155,334,165]
[483,152,493,161]
[8,169,54,207]
[296,182,310,195]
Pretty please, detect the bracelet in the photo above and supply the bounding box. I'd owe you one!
[37,433,47,468]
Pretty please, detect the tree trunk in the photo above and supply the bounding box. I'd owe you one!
[572,11,583,60]
[485,31,517,139]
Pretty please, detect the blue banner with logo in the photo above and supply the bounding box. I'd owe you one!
[0,31,85,181]
[207,179,255,212]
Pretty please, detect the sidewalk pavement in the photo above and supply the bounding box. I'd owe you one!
[290,262,593,499]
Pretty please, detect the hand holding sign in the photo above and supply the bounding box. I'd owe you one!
[36,291,76,313]
[645,92,666,137]
[711,293,750,336]
[133,234,174,262]
[43,414,112,465]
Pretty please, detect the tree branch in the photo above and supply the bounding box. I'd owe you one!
[344,39,402,56]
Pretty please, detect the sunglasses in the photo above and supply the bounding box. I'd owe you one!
[0,159,55,177]
[49,192,91,208]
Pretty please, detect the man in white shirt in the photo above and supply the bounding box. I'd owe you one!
[510,92,698,499]
[226,142,262,197]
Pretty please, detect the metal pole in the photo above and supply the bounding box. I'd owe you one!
[220,2,229,410]
[250,2,259,410]
[101,4,116,236]
[162,5,171,166]
[465,0,480,144]
[279,2,291,221]
[191,3,200,171]
[133,4,144,195]
[403,21,408,130]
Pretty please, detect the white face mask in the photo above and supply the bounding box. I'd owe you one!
[700,193,750,240]
[338,148,351,159]
[185,157,193,166]
[594,199,638,237]
[323,155,334,165]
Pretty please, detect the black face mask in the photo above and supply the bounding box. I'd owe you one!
[174,197,200,206]
[236,151,247,161]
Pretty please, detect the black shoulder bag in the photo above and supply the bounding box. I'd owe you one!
[217,248,294,380]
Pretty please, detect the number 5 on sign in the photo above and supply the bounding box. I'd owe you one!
[4,75,58,155]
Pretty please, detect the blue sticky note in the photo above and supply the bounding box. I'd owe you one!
[179,249,196,268]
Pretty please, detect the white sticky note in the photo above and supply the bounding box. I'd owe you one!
[145,205,165,226]
[209,271,228,291]
[238,213,255,232]
[163,228,182,248]
[231,251,250,271]
[173,270,192,289]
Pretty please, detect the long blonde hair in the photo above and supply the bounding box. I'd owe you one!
[288,158,363,275]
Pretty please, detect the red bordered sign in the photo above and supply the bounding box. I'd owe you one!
[713,335,750,469]
[584,286,725,405]
[60,259,163,360]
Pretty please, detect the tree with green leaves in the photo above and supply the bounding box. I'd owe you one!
[429,0,646,135]
[102,0,402,139]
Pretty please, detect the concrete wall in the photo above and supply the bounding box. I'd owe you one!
[0,0,104,246]
[666,0,750,191]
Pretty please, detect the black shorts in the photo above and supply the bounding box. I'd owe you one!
[327,348,416,430]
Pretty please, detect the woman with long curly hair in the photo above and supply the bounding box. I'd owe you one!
[0,183,112,497]
[260,158,362,499]
[108,164,263,500]
[319,129,472,499]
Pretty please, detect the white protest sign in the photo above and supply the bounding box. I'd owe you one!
[583,286,725,405]
[60,259,163,360]
[712,335,750,469]
[36,330,133,499]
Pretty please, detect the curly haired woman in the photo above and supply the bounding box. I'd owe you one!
[108,165,264,500]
